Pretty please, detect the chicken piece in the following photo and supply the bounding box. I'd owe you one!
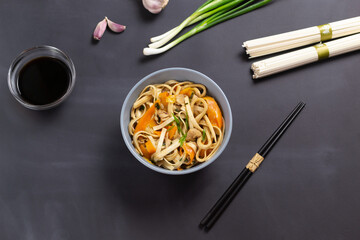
[186,128,202,141]
[176,94,185,105]
[158,110,169,122]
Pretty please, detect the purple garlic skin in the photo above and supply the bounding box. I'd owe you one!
[93,18,107,40]
[142,0,169,14]
[106,17,126,33]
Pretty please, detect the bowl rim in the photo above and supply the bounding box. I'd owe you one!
[120,67,233,175]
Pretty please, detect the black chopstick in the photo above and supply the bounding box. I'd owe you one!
[199,102,306,231]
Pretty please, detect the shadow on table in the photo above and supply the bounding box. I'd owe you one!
[7,96,67,124]
[102,126,214,216]
[139,54,164,64]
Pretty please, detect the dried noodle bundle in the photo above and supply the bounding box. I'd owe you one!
[243,16,360,58]
[252,33,360,79]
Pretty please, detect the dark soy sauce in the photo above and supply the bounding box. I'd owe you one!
[18,57,70,105]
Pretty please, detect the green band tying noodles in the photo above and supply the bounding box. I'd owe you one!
[314,43,329,60]
[317,24,333,41]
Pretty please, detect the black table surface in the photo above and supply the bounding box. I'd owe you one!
[1,0,360,239]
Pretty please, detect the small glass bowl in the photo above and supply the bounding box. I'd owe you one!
[8,46,76,110]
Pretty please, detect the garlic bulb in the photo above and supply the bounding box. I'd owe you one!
[142,0,169,14]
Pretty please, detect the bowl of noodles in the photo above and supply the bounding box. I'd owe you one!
[120,68,232,175]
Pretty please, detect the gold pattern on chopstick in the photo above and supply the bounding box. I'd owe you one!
[246,153,264,173]
[314,43,329,60]
[317,24,333,42]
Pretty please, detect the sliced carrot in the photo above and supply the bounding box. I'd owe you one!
[145,140,156,155]
[158,92,169,108]
[154,130,162,136]
[166,95,176,104]
[134,100,160,134]
[199,149,205,158]
[167,125,177,139]
[180,88,194,97]
[183,143,195,164]
[140,144,151,160]
[140,140,156,160]
[203,96,223,129]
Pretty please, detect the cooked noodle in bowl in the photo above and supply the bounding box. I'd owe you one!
[128,80,225,171]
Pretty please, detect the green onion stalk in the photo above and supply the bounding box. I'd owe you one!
[144,0,272,56]
[150,0,229,43]
[148,0,242,49]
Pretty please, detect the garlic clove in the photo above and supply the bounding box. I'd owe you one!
[142,0,169,14]
[93,18,107,40]
[106,17,126,33]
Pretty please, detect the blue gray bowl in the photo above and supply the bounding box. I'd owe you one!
[120,68,232,175]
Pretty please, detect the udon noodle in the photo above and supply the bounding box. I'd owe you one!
[129,80,225,171]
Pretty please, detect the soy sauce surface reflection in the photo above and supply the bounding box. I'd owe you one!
[18,57,70,105]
